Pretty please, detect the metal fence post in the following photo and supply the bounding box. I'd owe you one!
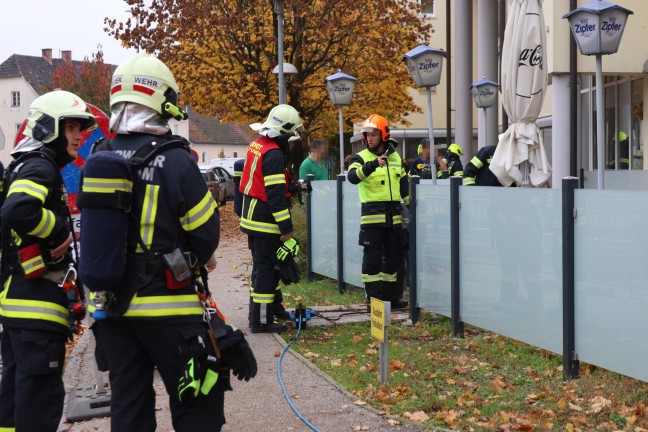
[337,174,346,293]
[408,176,420,324]
[562,177,579,380]
[450,176,464,337]
[306,174,314,282]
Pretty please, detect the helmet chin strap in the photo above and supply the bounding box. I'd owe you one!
[369,141,386,156]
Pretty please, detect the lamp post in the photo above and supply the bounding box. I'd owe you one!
[469,78,500,150]
[273,0,286,104]
[563,0,632,190]
[325,72,357,174]
[272,62,298,104]
[402,45,446,184]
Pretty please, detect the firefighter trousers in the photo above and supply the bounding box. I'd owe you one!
[95,319,226,432]
[248,235,282,326]
[0,327,66,432]
[359,225,403,304]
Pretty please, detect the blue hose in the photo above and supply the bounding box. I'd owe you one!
[277,319,320,432]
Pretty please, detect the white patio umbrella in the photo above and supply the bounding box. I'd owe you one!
[490,0,551,187]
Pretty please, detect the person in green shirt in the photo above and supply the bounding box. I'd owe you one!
[299,138,329,181]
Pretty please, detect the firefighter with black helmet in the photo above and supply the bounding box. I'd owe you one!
[240,104,303,333]
[90,53,255,432]
[0,90,97,431]
[347,114,410,309]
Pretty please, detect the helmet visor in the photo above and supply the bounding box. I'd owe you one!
[361,127,380,135]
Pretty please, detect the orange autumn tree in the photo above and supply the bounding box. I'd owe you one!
[47,49,113,115]
[105,0,434,137]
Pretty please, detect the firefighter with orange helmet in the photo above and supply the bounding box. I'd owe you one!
[347,114,410,309]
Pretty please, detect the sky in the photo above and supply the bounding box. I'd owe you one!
[0,0,139,66]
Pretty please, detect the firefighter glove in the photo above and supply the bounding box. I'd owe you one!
[219,329,258,382]
[276,238,299,262]
[276,255,301,285]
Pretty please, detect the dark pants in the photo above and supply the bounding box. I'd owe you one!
[247,244,285,326]
[359,225,403,303]
[95,319,225,432]
[248,235,282,326]
[0,327,66,432]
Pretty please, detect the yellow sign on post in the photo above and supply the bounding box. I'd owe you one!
[370,298,391,341]
[370,298,392,385]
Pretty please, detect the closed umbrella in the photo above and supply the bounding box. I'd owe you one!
[491,0,551,187]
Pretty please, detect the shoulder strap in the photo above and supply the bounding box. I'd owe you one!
[129,138,190,168]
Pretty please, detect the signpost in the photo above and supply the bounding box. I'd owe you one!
[370,298,391,385]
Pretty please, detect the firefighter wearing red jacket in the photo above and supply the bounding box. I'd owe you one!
[240,104,302,333]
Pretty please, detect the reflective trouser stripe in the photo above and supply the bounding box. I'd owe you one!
[362,273,381,283]
[251,292,274,304]
[123,294,203,317]
[380,272,397,282]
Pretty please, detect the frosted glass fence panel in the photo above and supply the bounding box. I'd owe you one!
[574,190,648,382]
[342,182,363,288]
[459,187,562,354]
[416,181,451,316]
[310,180,338,279]
[583,170,648,190]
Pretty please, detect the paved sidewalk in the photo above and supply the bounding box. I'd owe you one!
[59,238,433,432]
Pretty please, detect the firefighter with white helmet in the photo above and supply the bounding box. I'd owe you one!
[0,90,96,431]
[240,104,303,333]
[88,53,255,431]
[347,114,410,310]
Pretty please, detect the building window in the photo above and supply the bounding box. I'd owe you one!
[11,91,20,107]
[233,151,238,157]
[581,75,643,171]
[420,0,435,16]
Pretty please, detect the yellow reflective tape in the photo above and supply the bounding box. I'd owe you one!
[272,209,290,222]
[380,272,397,282]
[8,179,48,203]
[464,177,476,186]
[22,255,46,275]
[138,184,159,251]
[240,218,281,234]
[124,293,203,317]
[470,157,483,169]
[361,214,386,224]
[0,298,69,327]
[181,191,217,231]
[251,292,274,304]
[82,177,133,193]
[362,273,381,283]
[264,174,285,187]
[28,209,56,238]
[243,156,259,195]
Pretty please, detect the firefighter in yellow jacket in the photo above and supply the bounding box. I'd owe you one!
[0,90,97,432]
[347,114,410,309]
[240,104,302,333]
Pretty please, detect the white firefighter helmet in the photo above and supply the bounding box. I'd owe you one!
[24,90,97,144]
[252,104,302,138]
[110,53,186,120]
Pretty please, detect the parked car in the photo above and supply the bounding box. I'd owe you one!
[212,166,235,199]
[200,167,226,205]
